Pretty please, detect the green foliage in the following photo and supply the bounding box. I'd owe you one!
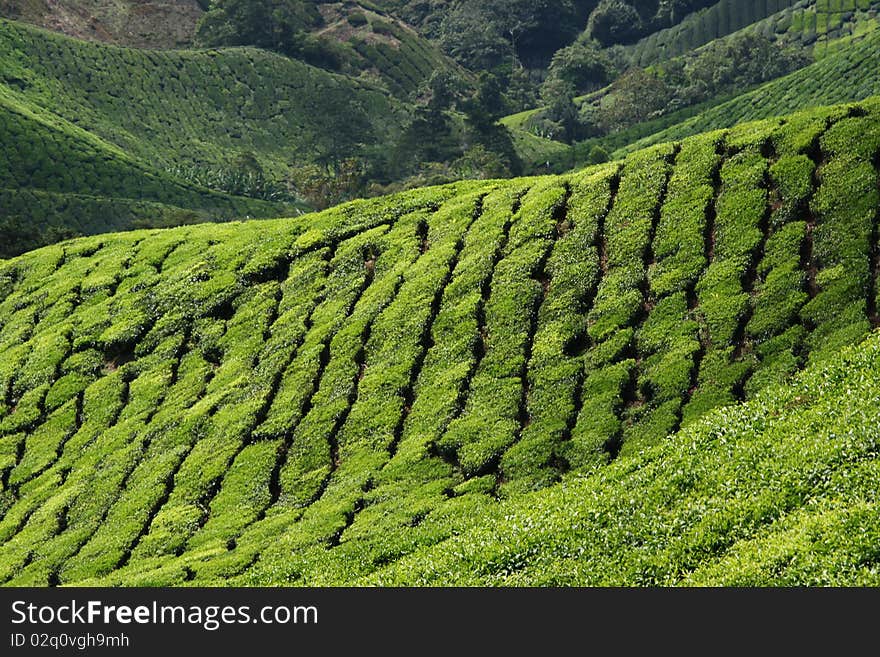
[587,145,610,164]
[661,32,809,108]
[769,155,814,225]
[0,18,405,253]
[365,330,880,585]
[1,100,879,587]
[0,17,400,173]
[594,67,673,133]
[0,83,287,258]
[438,0,584,71]
[586,0,719,47]
[620,27,880,154]
[543,40,615,97]
[195,0,323,54]
[194,2,460,100]
[588,0,643,46]
[624,0,803,65]
[164,165,293,203]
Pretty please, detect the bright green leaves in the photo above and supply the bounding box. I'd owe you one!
[801,110,880,361]
[1,102,879,586]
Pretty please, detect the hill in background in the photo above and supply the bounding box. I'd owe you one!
[0,18,410,257]
[508,0,880,169]
[3,1,880,256]
[0,13,523,257]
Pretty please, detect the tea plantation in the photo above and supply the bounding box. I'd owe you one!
[0,83,290,258]
[0,17,400,256]
[505,10,880,174]
[0,98,878,586]
[0,19,402,178]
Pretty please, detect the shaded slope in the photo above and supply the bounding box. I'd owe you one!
[0,99,878,586]
[0,84,290,258]
[0,16,399,255]
[0,19,404,180]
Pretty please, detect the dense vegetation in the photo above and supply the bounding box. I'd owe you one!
[0,99,877,586]
[616,27,880,154]
[518,0,880,154]
[0,18,408,256]
[0,78,291,259]
[0,19,403,181]
[624,0,880,65]
[510,21,880,173]
[3,1,880,253]
[196,1,464,100]
[0,17,533,255]
[368,327,880,585]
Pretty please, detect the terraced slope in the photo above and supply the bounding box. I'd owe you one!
[0,99,878,586]
[366,326,880,586]
[311,3,468,99]
[505,16,880,172]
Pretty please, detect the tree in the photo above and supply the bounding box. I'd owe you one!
[540,78,581,143]
[288,158,366,211]
[421,70,466,112]
[438,4,510,72]
[596,67,671,131]
[462,73,509,131]
[587,145,610,164]
[668,32,809,107]
[452,145,508,180]
[309,86,375,168]
[195,0,322,55]
[506,67,539,113]
[459,74,522,177]
[485,0,579,67]
[390,72,464,179]
[232,151,264,176]
[391,104,458,177]
[439,0,583,72]
[543,40,615,95]
[588,0,644,47]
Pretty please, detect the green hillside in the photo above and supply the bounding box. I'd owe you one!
[624,0,880,66]
[0,1,467,99]
[366,327,880,586]
[261,3,469,100]
[617,26,880,155]
[0,83,290,257]
[0,98,877,586]
[501,0,880,171]
[0,19,403,182]
[5,2,879,255]
[0,17,409,256]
